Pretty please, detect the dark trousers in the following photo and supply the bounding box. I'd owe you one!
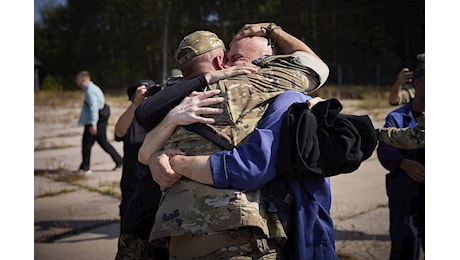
[119,164,148,226]
[116,174,165,259]
[386,172,425,260]
[121,173,163,240]
[79,122,123,170]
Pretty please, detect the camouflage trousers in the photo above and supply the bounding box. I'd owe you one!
[115,233,169,260]
[167,228,283,260]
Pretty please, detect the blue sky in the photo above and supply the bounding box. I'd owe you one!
[35,0,67,22]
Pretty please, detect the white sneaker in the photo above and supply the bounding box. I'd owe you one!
[77,169,92,175]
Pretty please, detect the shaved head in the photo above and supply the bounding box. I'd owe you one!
[225,36,274,66]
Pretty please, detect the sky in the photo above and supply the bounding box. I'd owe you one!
[35,0,67,22]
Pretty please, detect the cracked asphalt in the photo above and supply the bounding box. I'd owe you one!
[33,97,424,259]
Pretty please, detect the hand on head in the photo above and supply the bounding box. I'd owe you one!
[230,23,273,47]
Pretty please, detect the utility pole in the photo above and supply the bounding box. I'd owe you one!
[311,0,317,40]
[402,0,410,66]
[162,3,170,85]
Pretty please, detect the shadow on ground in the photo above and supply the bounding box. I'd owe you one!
[35,220,119,242]
[334,229,390,241]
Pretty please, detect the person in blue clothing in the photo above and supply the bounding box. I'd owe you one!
[147,91,336,260]
[377,63,425,260]
[75,70,123,174]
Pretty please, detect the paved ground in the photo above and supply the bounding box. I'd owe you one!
[34,147,393,260]
[33,98,424,259]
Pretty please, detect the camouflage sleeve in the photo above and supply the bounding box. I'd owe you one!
[290,51,329,88]
[256,53,328,93]
[396,84,416,105]
[378,115,425,149]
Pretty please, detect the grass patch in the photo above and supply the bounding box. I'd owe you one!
[36,85,395,111]
[314,84,392,108]
[87,186,121,200]
[35,188,78,199]
[35,90,128,108]
[34,143,76,151]
[54,172,88,184]
[34,90,83,108]
[45,172,121,199]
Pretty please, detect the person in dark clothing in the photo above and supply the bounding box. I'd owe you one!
[114,81,168,259]
[377,63,425,260]
[114,80,161,226]
[75,70,123,174]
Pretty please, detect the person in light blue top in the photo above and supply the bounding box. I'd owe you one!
[76,70,123,174]
[77,79,105,126]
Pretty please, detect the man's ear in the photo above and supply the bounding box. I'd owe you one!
[212,55,225,70]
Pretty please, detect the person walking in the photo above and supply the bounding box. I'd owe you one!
[75,70,123,174]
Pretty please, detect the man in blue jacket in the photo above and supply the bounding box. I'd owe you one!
[149,91,336,259]
[377,64,425,260]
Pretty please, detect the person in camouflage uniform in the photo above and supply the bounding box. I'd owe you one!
[137,23,334,259]
[115,31,259,259]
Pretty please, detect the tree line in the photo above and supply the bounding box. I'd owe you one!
[34,0,425,91]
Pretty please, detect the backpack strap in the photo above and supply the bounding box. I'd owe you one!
[183,123,234,151]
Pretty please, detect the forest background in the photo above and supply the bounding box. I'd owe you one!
[34,0,424,91]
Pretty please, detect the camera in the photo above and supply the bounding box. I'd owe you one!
[127,79,161,101]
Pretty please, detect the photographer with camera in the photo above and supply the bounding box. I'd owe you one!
[388,53,424,106]
[114,80,162,228]
[388,67,416,106]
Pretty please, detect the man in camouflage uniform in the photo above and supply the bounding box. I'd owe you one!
[115,31,259,259]
[137,23,335,259]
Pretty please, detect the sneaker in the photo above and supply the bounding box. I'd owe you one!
[77,169,92,175]
[112,164,123,171]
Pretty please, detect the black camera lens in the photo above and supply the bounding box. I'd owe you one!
[127,79,160,100]
[147,84,161,97]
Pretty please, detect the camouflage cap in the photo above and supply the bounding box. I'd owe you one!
[176,30,224,66]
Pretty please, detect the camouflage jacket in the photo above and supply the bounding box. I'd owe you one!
[150,53,328,242]
[378,114,425,149]
[164,53,327,153]
[394,83,416,106]
[150,179,269,240]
